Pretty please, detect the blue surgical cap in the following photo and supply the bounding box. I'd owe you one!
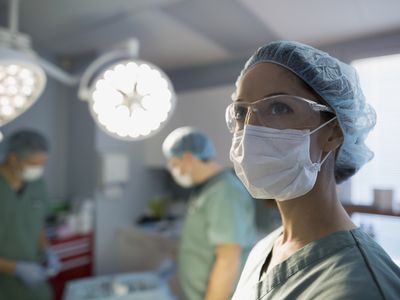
[239,41,376,183]
[163,127,216,161]
[5,129,49,159]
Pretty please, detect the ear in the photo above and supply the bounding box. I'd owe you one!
[322,121,344,153]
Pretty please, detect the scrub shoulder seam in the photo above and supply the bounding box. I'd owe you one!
[349,231,386,300]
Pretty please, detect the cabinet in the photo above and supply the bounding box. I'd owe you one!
[48,233,93,300]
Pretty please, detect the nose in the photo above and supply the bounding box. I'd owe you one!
[245,109,261,127]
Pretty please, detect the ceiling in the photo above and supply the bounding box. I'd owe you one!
[1,0,400,71]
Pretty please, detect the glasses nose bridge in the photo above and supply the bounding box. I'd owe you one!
[244,104,260,127]
[244,106,251,125]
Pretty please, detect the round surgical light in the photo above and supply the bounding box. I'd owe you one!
[0,48,46,126]
[88,60,175,140]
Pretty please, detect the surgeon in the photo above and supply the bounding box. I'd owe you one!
[226,41,400,299]
[162,127,256,300]
[0,130,61,300]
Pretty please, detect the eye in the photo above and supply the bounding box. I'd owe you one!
[270,102,293,115]
[233,105,248,121]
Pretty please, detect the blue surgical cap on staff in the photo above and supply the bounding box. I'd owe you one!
[5,129,49,159]
[239,41,376,183]
[163,127,216,161]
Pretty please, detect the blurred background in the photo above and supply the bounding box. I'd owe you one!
[0,0,400,299]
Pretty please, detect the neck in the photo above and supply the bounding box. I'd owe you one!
[276,160,355,246]
[192,161,222,185]
[0,163,23,191]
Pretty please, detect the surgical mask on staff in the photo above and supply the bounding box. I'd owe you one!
[230,117,336,201]
[21,165,44,182]
[171,167,194,188]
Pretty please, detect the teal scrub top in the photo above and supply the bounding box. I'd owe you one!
[232,227,400,300]
[0,176,52,300]
[178,170,256,300]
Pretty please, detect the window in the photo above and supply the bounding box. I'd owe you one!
[351,213,400,266]
[349,54,400,208]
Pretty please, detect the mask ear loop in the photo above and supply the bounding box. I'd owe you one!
[309,116,338,171]
[320,150,332,165]
[311,151,332,172]
[309,116,338,135]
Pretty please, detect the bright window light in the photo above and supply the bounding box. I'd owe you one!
[351,213,400,266]
[88,60,175,140]
[351,54,400,207]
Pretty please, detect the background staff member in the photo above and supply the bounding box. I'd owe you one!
[0,130,61,300]
[163,127,256,300]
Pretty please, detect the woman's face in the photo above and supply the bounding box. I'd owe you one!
[234,62,332,163]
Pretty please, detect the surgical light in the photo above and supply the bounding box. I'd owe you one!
[1,0,176,142]
[0,0,46,126]
[79,42,176,141]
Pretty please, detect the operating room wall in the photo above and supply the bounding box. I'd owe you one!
[94,128,169,275]
[65,87,97,200]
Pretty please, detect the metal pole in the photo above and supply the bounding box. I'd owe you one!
[37,57,81,86]
[8,0,19,34]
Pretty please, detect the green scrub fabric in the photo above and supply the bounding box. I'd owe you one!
[178,170,256,300]
[232,227,400,300]
[0,176,52,300]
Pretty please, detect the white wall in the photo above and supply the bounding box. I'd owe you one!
[144,84,235,167]
[94,128,167,275]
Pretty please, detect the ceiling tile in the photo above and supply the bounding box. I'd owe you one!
[239,0,400,45]
[43,9,231,69]
[163,0,276,55]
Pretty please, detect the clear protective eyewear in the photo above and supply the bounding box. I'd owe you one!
[225,95,335,133]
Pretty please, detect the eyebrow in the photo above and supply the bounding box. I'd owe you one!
[233,92,289,102]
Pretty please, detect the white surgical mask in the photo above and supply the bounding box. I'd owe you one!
[171,167,194,188]
[22,165,44,182]
[230,118,336,201]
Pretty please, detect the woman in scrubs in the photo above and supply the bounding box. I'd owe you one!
[227,41,400,299]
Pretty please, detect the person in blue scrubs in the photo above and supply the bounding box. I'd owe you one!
[0,130,61,300]
[226,41,400,299]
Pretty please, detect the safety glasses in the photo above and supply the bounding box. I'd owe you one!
[225,95,335,133]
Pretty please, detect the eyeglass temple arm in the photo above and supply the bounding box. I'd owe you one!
[310,102,334,113]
